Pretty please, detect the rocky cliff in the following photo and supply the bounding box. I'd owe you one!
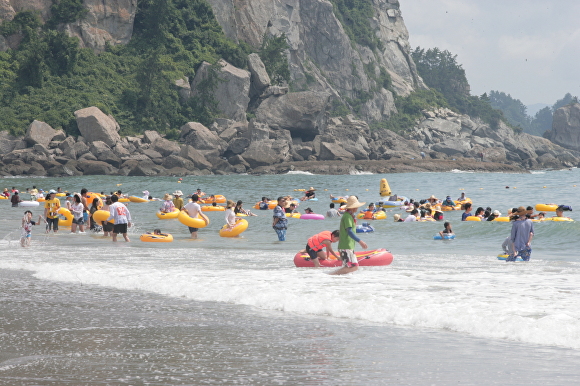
[545,103,580,151]
[0,0,579,177]
[208,0,425,122]
[0,0,136,52]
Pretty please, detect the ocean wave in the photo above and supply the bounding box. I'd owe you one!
[286,171,315,175]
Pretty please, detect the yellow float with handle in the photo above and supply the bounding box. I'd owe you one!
[156,208,180,219]
[465,216,481,221]
[492,216,510,222]
[178,210,209,228]
[93,209,114,224]
[253,200,277,210]
[535,204,558,212]
[356,211,387,220]
[129,196,149,203]
[56,192,66,197]
[58,207,73,227]
[219,218,248,237]
[380,178,392,197]
[140,233,174,242]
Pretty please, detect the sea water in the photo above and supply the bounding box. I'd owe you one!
[1,170,579,384]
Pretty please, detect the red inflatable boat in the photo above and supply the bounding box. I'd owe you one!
[293,248,393,268]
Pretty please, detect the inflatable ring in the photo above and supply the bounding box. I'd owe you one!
[300,213,325,220]
[84,192,100,205]
[492,217,510,222]
[93,209,114,224]
[18,201,40,207]
[37,197,46,202]
[331,198,347,204]
[535,204,558,212]
[0,196,7,199]
[285,212,301,218]
[178,210,209,228]
[434,234,455,240]
[118,197,130,203]
[56,192,66,197]
[253,200,277,210]
[356,224,374,233]
[129,196,149,203]
[58,207,73,227]
[497,253,523,261]
[219,218,248,237]
[201,205,225,212]
[200,195,226,204]
[465,216,481,221]
[542,217,573,222]
[236,213,248,217]
[140,233,174,242]
[156,209,180,219]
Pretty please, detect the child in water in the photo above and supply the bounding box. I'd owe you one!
[438,222,454,239]
[21,210,44,247]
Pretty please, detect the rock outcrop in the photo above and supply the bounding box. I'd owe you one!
[545,103,580,151]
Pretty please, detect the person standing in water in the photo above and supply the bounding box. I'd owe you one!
[106,194,132,242]
[331,196,368,275]
[272,197,288,241]
[506,206,534,262]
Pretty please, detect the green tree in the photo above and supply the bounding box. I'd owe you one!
[260,33,290,85]
[488,90,530,131]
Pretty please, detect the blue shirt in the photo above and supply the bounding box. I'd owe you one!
[273,205,288,229]
[511,218,534,251]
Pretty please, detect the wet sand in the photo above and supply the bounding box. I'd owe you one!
[1,269,579,385]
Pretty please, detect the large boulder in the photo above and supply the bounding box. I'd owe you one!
[181,122,226,151]
[318,142,355,161]
[25,120,58,147]
[247,53,270,98]
[179,145,213,170]
[161,155,195,170]
[191,60,250,122]
[547,103,580,151]
[77,159,117,175]
[431,139,472,156]
[74,107,121,147]
[151,137,181,157]
[254,91,330,137]
[89,141,122,167]
[241,140,284,168]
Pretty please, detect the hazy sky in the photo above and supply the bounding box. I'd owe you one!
[401,0,580,107]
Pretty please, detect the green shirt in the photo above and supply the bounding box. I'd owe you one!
[338,211,356,250]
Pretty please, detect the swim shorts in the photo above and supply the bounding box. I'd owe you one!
[339,249,358,268]
[73,217,85,225]
[188,226,199,233]
[305,244,323,260]
[113,223,128,234]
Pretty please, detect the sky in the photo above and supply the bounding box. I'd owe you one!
[401,0,580,108]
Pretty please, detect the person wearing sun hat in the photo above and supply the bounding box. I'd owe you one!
[160,193,175,213]
[172,190,184,210]
[142,190,150,200]
[330,196,368,275]
[301,187,316,201]
[506,206,534,262]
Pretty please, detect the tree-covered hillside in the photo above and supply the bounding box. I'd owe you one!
[0,0,253,138]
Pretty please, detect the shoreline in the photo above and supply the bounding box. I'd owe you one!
[251,158,528,175]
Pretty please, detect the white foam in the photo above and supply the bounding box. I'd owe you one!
[286,171,315,175]
[2,248,579,350]
[350,170,373,175]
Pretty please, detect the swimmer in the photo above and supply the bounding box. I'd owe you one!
[21,210,44,247]
[438,222,454,239]
[300,187,316,201]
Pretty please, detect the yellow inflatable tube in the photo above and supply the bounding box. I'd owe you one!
[492,217,510,222]
[285,212,301,218]
[535,204,558,212]
[93,209,114,224]
[178,210,209,228]
[542,217,573,222]
[465,216,481,221]
[129,196,149,203]
[156,209,180,219]
[58,207,73,227]
[219,218,249,237]
[202,205,225,212]
[140,233,174,242]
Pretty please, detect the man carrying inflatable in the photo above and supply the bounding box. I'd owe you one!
[303,230,340,267]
